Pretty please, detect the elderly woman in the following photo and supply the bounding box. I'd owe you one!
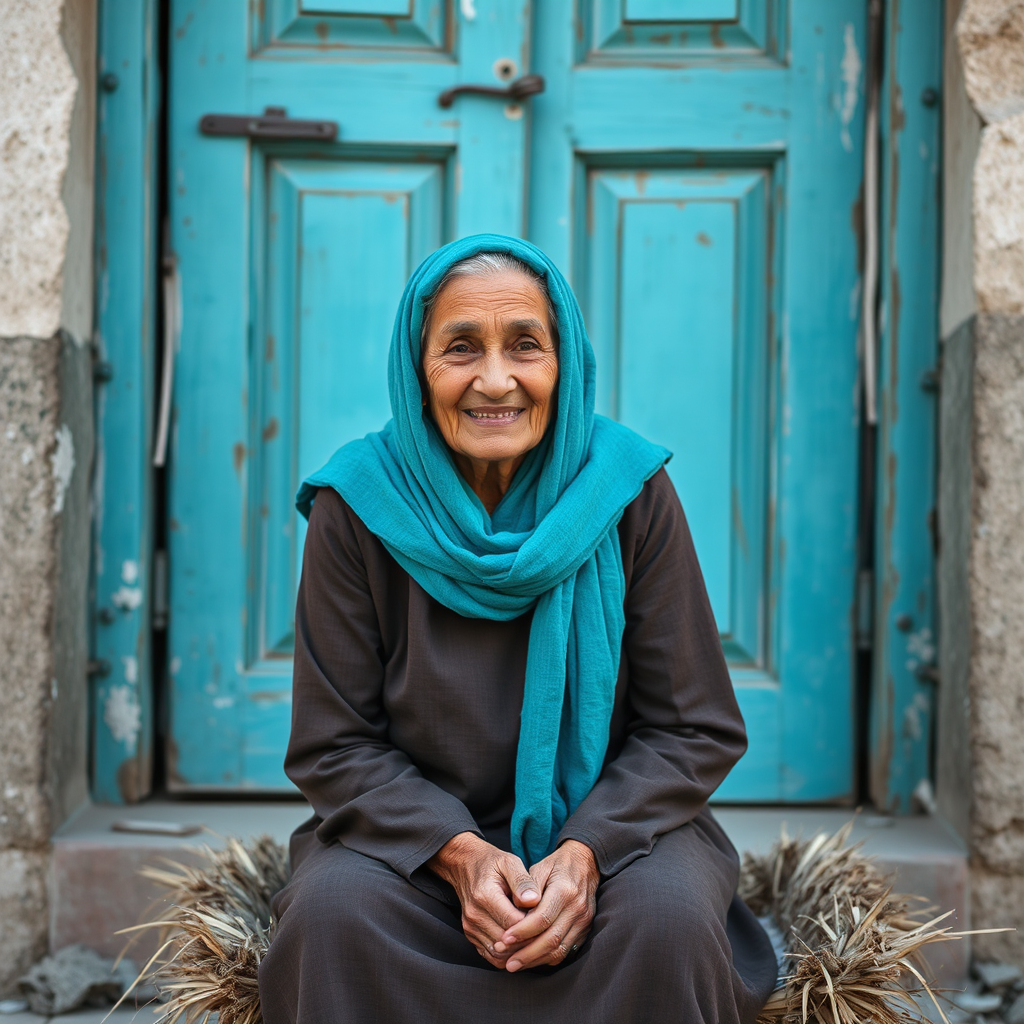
[258,235,777,1023]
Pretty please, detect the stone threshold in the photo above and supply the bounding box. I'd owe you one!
[49,801,970,987]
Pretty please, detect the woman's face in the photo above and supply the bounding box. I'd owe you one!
[421,270,559,468]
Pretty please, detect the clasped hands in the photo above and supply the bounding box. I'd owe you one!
[428,832,599,972]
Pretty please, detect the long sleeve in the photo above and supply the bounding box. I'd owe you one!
[285,488,481,880]
[556,469,747,877]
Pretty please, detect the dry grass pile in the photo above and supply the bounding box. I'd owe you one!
[124,822,986,1024]
[117,835,289,1024]
[740,822,973,1024]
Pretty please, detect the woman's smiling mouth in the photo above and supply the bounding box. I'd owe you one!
[463,408,524,424]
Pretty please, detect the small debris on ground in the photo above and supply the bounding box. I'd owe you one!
[976,963,1024,993]
[952,991,1004,1015]
[17,945,137,1016]
[1007,992,1024,1024]
[937,961,1024,1024]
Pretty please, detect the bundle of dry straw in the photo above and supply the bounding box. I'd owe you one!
[122,823,970,1024]
[739,822,966,1024]
[117,836,289,1024]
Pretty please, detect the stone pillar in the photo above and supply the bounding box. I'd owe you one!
[938,0,1024,966]
[0,0,96,996]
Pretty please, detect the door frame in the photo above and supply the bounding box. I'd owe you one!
[91,0,941,810]
[91,0,160,802]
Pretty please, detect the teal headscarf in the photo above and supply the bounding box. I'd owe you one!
[297,234,669,865]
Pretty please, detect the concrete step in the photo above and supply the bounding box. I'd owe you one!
[50,802,970,988]
[0,1012,142,1024]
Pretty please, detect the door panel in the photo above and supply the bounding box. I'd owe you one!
[168,0,526,788]
[585,168,771,671]
[531,1,863,801]
[583,0,783,56]
[257,159,445,666]
[256,0,447,51]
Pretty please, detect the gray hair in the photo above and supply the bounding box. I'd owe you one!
[420,251,559,345]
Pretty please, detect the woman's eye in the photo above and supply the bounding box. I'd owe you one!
[447,342,472,354]
[516,338,540,351]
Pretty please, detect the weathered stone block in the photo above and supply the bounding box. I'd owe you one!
[974,114,1024,313]
[958,0,1024,124]
[968,313,1024,955]
[972,867,1024,963]
[0,848,48,998]
[0,337,61,850]
[0,0,76,337]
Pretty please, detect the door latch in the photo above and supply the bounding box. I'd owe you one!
[199,106,338,141]
[438,74,545,109]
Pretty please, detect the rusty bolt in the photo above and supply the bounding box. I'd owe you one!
[895,614,913,632]
[101,71,119,93]
[920,87,939,108]
[98,607,116,625]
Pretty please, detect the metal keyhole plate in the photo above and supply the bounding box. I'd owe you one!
[493,57,518,82]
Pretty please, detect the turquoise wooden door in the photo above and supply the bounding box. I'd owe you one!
[168,1,863,798]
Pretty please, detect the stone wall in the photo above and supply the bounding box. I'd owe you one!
[937,0,1024,966]
[0,0,95,996]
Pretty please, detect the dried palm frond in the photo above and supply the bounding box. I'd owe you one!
[115,835,289,1024]
[740,821,995,1024]
[124,823,995,1024]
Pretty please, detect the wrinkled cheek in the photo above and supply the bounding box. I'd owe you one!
[431,400,464,448]
[529,401,553,438]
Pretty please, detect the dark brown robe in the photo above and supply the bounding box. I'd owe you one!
[258,469,777,1023]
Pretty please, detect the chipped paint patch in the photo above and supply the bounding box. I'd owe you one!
[104,684,142,749]
[112,585,143,611]
[904,626,936,672]
[849,279,862,321]
[460,0,476,20]
[122,559,139,584]
[839,24,862,153]
[212,696,235,709]
[51,423,74,513]
[122,654,139,685]
[170,656,182,675]
[902,692,930,741]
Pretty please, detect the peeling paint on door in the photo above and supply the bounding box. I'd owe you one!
[840,23,863,153]
[104,684,142,749]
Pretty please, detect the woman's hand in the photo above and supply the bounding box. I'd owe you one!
[495,839,599,972]
[428,833,542,969]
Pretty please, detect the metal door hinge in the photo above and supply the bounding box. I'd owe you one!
[87,658,111,678]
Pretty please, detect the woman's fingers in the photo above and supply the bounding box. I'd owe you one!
[462,869,537,957]
[471,942,510,970]
[497,857,542,911]
[504,899,591,971]
[498,877,570,948]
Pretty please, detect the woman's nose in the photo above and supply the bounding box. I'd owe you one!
[474,350,515,396]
